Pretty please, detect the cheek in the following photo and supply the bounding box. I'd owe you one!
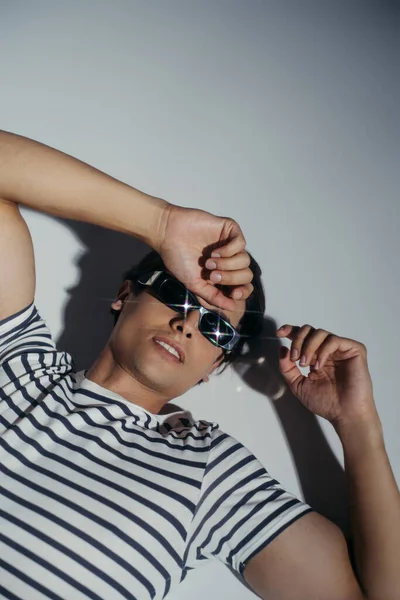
[198,337,221,367]
[127,298,162,326]
[113,303,153,344]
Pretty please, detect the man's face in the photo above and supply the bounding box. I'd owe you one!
[109,277,246,401]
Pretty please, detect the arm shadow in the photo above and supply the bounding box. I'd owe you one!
[54,218,184,415]
[55,218,350,537]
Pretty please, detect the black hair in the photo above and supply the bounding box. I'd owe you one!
[110,249,266,385]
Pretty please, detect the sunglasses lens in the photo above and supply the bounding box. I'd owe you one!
[200,311,234,346]
[160,278,191,309]
[158,278,234,347]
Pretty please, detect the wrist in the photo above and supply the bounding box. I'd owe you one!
[122,190,170,249]
[141,194,171,250]
[332,410,384,453]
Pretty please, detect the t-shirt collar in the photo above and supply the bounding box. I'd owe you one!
[74,369,192,432]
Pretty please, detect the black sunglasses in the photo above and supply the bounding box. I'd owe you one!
[135,270,241,353]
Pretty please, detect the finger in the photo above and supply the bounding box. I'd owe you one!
[287,325,315,363]
[278,345,305,391]
[211,223,247,258]
[209,266,253,287]
[314,335,359,370]
[299,329,332,367]
[229,282,254,301]
[276,325,312,359]
[287,326,328,366]
[197,284,240,312]
[313,337,336,370]
[276,324,300,339]
[206,251,251,272]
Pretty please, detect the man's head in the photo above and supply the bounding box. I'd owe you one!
[108,249,265,403]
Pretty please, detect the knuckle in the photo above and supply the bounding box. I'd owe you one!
[299,324,313,336]
[243,252,251,267]
[234,234,246,250]
[243,283,254,299]
[238,253,251,269]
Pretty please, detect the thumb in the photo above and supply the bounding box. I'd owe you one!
[279,345,304,389]
[279,345,288,360]
[194,281,237,312]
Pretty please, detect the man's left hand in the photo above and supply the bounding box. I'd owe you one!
[276,324,379,428]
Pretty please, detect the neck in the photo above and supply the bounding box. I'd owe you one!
[85,345,169,415]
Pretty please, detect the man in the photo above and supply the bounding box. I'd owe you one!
[1,131,399,600]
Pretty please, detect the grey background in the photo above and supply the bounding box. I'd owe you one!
[0,1,398,598]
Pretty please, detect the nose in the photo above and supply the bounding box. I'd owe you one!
[172,308,200,337]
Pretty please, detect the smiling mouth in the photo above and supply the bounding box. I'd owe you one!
[153,339,182,364]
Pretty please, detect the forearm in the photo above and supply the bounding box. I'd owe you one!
[333,412,400,600]
[0,130,168,247]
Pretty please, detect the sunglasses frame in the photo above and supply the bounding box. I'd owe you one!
[135,270,241,353]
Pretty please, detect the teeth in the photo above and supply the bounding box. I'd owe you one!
[156,340,181,360]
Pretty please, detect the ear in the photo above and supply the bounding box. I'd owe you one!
[111,280,132,313]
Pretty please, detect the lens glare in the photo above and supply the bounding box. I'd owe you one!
[159,278,234,346]
[161,279,188,308]
[202,312,233,343]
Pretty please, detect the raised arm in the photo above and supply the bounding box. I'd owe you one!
[0,130,253,313]
[0,199,36,320]
[0,129,167,322]
[0,130,167,244]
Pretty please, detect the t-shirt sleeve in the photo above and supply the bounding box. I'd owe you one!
[0,302,74,427]
[0,302,56,365]
[183,428,314,578]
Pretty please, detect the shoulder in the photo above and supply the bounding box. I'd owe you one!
[0,302,57,365]
[0,303,75,430]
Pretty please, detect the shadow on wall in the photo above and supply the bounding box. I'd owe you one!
[55,217,148,372]
[56,219,352,546]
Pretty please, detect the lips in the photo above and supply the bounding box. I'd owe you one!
[152,336,185,363]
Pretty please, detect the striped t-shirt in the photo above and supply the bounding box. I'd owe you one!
[0,303,314,600]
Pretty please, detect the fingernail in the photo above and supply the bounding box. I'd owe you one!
[292,349,299,360]
[233,291,242,300]
[207,261,217,269]
[211,252,221,258]
[300,355,307,365]
[211,272,222,282]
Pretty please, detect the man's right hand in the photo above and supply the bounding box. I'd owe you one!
[155,203,254,312]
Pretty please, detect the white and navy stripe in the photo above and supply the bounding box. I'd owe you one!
[0,303,313,599]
